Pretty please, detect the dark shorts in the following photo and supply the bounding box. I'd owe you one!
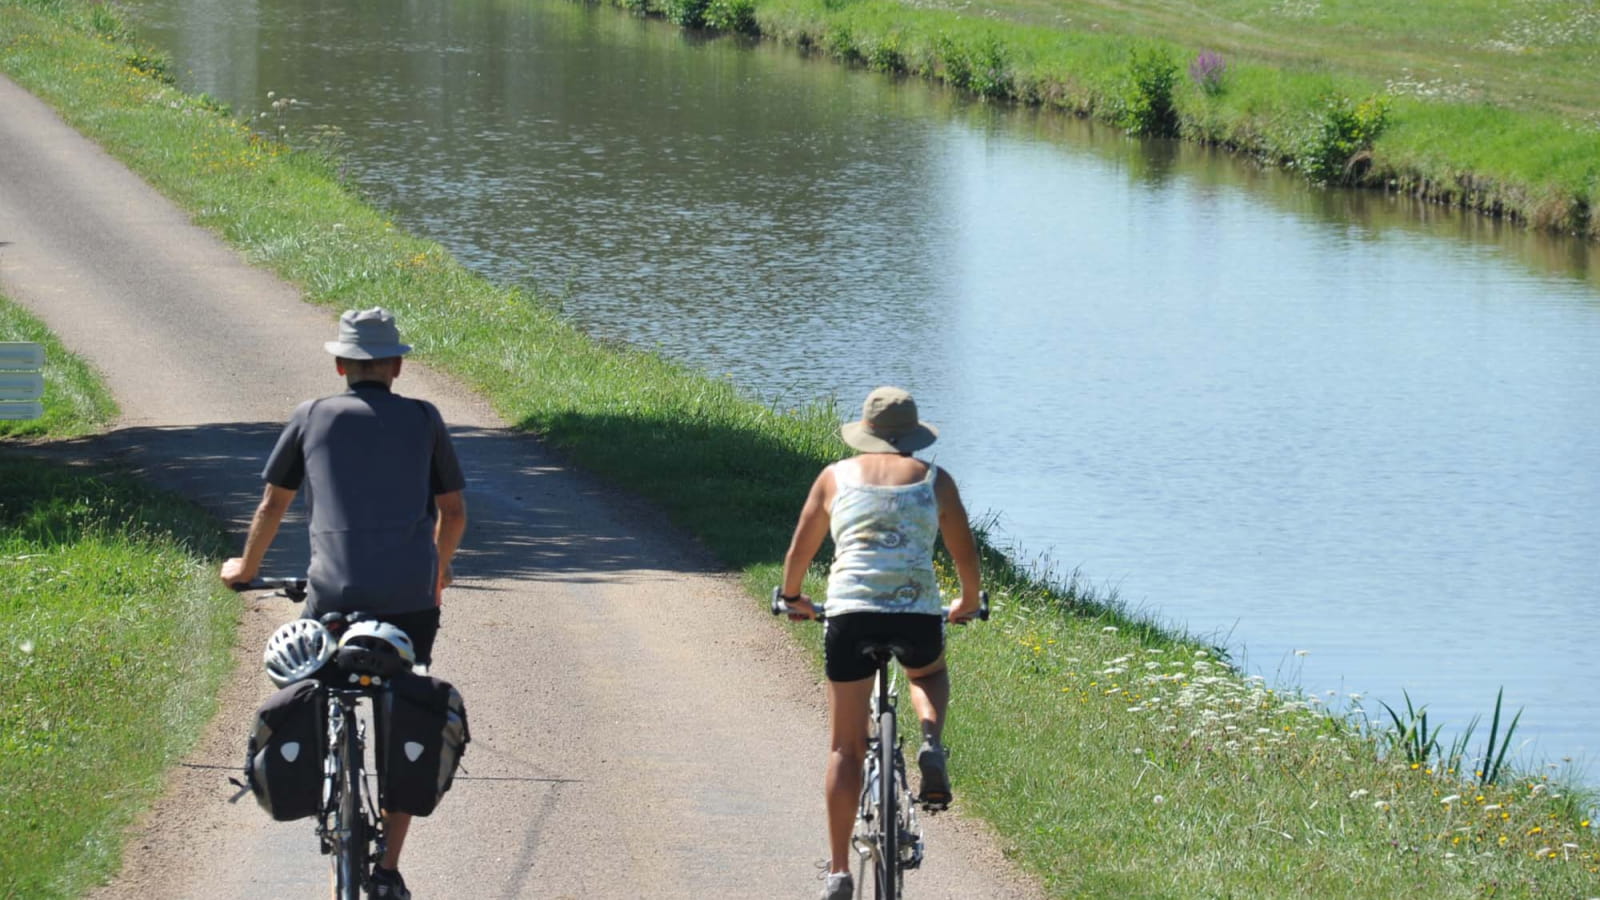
[824,612,945,683]
[306,606,441,666]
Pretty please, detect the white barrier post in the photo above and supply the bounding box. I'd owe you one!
[0,342,45,421]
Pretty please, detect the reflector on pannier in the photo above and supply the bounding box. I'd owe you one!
[379,672,470,816]
[244,679,325,821]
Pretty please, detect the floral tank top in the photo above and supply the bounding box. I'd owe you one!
[825,458,942,617]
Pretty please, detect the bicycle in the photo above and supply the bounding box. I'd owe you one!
[772,589,990,899]
[239,577,416,900]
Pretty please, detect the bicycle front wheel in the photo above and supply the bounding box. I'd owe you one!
[332,727,367,900]
[874,709,898,900]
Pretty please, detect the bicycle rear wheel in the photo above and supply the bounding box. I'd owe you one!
[332,718,367,900]
[874,709,898,900]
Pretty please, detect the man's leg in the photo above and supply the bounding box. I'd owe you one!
[380,813,411,869]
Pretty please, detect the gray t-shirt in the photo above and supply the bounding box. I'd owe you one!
[263,382,465,615]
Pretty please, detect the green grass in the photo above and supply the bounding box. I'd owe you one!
[0,457,237,899]
[2,267,226,899]
[1,1,1596,896]
[0,293,117,438]
[611,0,1600,237]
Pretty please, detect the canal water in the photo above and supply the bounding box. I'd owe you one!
[131,0,1599,771]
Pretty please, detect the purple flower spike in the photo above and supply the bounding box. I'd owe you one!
[1189,51,1227,95]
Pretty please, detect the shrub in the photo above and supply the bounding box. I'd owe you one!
[663,0,710,28]
[703,0,757,35]
[864,32,906,74]
[824,24,861,62]
[935,34,971,89]
[967,36,1013,99]
[1122,45,1179,136]
[1297,94,1391,183]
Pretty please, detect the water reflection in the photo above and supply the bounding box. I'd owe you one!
[131,0,1600,770]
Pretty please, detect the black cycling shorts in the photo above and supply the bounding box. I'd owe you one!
[824,612,945,683]
[381,607,441,666]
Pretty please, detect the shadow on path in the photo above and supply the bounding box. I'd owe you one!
[8,418,736,585]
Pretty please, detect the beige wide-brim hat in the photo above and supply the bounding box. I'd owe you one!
[323,307,413,359]
[840,386,939,454]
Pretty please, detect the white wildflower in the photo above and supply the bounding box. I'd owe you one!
[19,640,33,654]
[1152,795,1165,805]
[1374,800,1391,811]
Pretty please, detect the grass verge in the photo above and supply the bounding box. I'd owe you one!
[0,315,234,897]
[608,0,1600,239]
[1,1,1596,896]
[0,293,117,438]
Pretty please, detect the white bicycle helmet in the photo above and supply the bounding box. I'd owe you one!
[263,619,336,687]
[336,620,416,677]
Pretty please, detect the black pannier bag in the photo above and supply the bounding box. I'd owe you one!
[244,679,325,821]
[380,672,469,816]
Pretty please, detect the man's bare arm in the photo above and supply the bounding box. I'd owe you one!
[219,483,297,586]
[434,489,467,599]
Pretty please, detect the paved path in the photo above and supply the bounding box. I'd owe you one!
[0,74,1038,899]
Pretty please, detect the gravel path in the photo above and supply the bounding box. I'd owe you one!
[0,73,1040,900]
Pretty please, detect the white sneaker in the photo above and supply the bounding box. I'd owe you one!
[820,871,853,900]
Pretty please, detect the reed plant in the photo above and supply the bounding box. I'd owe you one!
[2,1,1596,896]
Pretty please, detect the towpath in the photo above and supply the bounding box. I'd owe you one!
[0,73,1038,900]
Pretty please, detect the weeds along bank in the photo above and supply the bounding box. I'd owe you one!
[2,1,1597,896]
[0,298,238,899]
[608,0,1600,241]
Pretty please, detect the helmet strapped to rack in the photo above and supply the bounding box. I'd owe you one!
[263,619,336,686]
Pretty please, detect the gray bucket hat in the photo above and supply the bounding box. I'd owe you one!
[840,386,938,453]
[323,307,412,359]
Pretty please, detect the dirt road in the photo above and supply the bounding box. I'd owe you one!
[0,74,1038,899]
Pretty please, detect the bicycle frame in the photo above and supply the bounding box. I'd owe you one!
[770,588,988,899]
[855,654,923,900]
[243,579,411,900]
[320,683,387,900]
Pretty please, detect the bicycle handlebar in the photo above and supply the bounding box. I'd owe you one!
[771,587,990,623]
[230,576,309,603]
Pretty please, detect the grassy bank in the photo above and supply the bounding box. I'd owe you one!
[0,295,116,438]
[1,1,1596,896]
[0,299,237,897]
[611,0,1600,239]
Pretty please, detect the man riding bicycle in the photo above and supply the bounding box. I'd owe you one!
[220,307,468,900]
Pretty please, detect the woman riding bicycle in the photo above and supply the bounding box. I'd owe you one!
[778,386,982,900]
